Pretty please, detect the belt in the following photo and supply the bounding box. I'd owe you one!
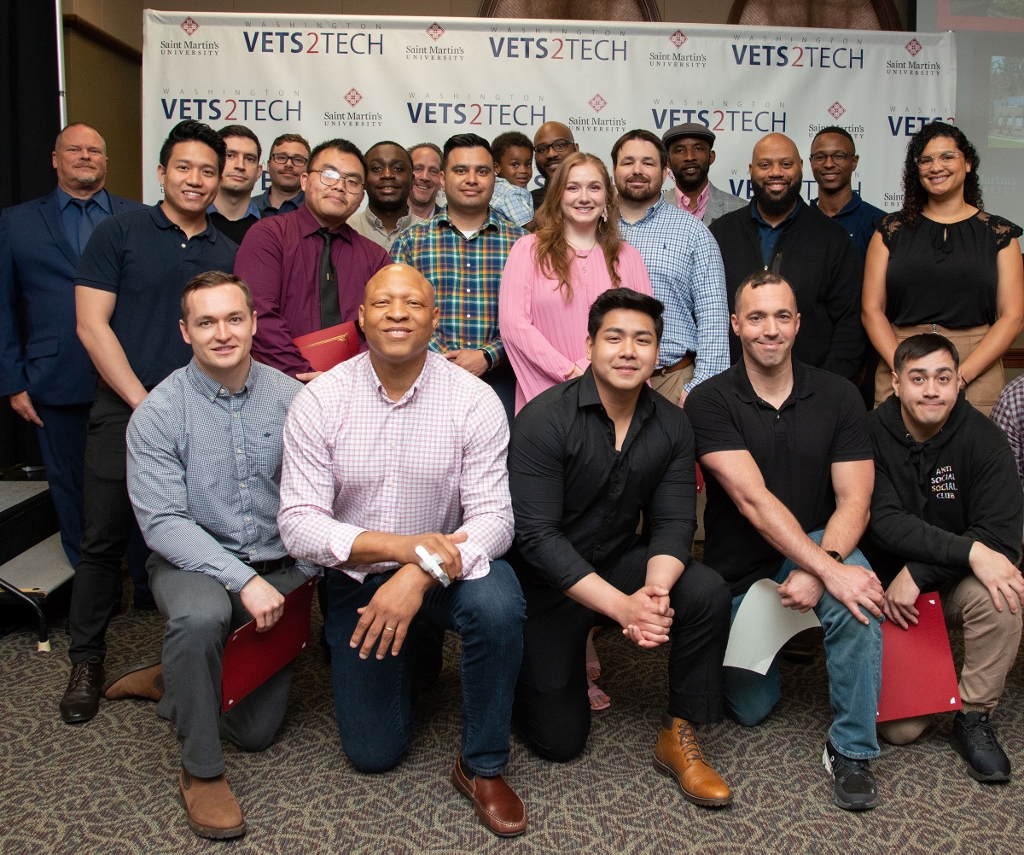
[651,353,695,377]
[244,556,296,575]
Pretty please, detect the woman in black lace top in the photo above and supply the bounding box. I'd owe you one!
[862,122,1023,414]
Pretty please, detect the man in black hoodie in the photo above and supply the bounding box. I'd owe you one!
[864,334,1024,782]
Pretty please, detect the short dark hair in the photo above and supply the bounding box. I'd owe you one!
[270,133,311,155]
[491,131,534,162]
[366,140,413,167]
[180,271,253,322]
[587,288,665,342]
[811,126,855,150]
[893,333,960,375]
[159,120,226,174]
[442,133,492,171]
[408,141,442,161]
[611,129,667,170]
[218,124,262,161]
[308,138,366,176]
[733,270,795,309]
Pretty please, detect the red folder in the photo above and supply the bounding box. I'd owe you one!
[876,592,962,723]
[221,575,317,713]
[293,321,360,373]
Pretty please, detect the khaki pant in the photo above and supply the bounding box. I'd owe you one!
[874,323,1005,416]
[877,574,1023,745]
[650,362,695,406]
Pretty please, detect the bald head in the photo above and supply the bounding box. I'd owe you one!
[363,263,434,306]
[752,133,800,163]
[360,264,439,367]
[749,133,803,221]
[534,121,579,180]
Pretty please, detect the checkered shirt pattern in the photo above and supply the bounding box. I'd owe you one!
[127,359,318,593]
[992,374,1024,487]
[619,199,730,391]
[490,177,535,228]
[390,209,526,366]
[278,352,513,582]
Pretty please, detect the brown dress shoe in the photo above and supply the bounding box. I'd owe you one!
[59,657,105,724]
[178,768,246,839]
[451,756,527,837]
[653,714,732,808]
[102,662,163,701]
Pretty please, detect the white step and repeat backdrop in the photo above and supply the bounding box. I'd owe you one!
[142,12,955,212]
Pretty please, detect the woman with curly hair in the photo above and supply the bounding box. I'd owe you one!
[498,151,653,413]
[862,122,1024,413]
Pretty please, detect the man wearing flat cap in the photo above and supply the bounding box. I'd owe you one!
[662,123,746,226]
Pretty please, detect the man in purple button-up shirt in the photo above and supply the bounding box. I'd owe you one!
[235,138,390,379]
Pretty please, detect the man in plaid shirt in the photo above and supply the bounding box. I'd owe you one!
[390,133,526,421]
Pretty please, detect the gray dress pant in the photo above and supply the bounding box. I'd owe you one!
[148,553,308,778]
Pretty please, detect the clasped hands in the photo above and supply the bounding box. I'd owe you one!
[778,561,884,626]
[618,585,674,649]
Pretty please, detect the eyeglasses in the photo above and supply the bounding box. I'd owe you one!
[310,169,364,192]
[534,139,572,156]
[809,151,852,165]
[916,151,963,168]
[270,152,309,166]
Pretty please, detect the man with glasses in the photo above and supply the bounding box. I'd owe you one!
[531,122,578,208]
[809,127,883,259]
[208,126,263,244]
[253,133,309,217]
[235,138,390,379]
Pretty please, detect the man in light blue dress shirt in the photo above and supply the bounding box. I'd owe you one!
[111,271,316,840]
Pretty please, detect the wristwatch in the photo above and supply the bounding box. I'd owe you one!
[482,350,493,371]
[825,550,844,563]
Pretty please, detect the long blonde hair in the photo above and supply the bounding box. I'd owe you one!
[533,152,623,303]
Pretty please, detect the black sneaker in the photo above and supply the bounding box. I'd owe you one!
[949,711,1011,782]
[822,740,878,810]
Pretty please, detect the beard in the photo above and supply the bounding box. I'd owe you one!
[751,175,802,217]
[617,175,660,205]
[672,162,709,194]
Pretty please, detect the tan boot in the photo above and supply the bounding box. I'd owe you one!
[178,767,246,839]
[102,662,163,701]
[653,714,732,807]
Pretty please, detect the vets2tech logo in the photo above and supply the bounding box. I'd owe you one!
[486,23,628,62]
[158,17,220,56]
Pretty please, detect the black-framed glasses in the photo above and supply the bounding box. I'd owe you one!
[534,139,572,156]
[916,151,963,168]
[310,169,364,191]
[270,152,309,166]
[809,151,852,165]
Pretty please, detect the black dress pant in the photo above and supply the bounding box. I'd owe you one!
[514,545,731,762]
[67,388,142,663]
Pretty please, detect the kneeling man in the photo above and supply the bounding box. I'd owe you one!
[117,271,316,839]
[277,264,527,837]
[508,287,733,808]
[864,334,1024,781]
[685,271,884,811]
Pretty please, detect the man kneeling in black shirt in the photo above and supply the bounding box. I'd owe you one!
[507,288,733,808]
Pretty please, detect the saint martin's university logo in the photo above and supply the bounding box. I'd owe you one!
[181,17,199,36]
[669,30,687,47]
[427,22,445,41]
[829,102,846,119]
[589,94,607,112]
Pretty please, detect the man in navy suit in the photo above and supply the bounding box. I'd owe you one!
[0,123,145,571]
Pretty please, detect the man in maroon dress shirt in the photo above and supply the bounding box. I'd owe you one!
[235,138,390,380]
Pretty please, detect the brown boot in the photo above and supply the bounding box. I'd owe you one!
[178,767,246,839]
[102,662,163,701]
[653,714,732,807]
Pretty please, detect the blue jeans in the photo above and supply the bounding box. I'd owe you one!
[325,559,525,776]
[723,530,882,759]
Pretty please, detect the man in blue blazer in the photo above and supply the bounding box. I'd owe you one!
[0,123,145,571]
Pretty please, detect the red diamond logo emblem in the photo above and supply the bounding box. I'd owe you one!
[344,89,363,107]
[669,30,687,48]
[905,38,922,56]
[589,94,607,112]
[828,102,846,119]
[426,22,445,41]
[180,16,199,36]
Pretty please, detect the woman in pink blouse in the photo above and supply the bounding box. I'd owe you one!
[499,151,654,414]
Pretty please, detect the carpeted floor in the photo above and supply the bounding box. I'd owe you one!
[3,569,1024,854]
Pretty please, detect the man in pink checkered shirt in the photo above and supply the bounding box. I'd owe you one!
[278,263,528,838]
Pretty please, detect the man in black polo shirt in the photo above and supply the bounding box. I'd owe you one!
[60,120,237,724]
[508,288,733,809]
[685,271,884,811]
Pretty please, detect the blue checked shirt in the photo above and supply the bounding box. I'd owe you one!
[619,200,730,392]
[127,358,318,592]
[490,177,534,228]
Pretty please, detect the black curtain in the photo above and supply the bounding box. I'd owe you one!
[0,0,60,467]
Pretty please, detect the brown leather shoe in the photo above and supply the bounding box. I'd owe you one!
[178,767,246,839]
[102,661,163,701]
[653,714,732,808]
[451,756,527,837]
[59,657,105,724]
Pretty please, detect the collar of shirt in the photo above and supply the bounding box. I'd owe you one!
[150,202,221,242]
[751,196,803,230]
[206,199,262,220]
[364,350,434,406]
[56,186,112,214]
[619,197,666,230]
[809,193,863,217]
[575,367,657,453]
[186,357,257,402]
[676,181,711,221]
[435,207,503,241]
[732,358,815,409]
[295,203,354,242]
[361,207,417,233]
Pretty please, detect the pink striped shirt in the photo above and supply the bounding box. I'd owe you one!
[498,234,654,412]
[277,352,513,582]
